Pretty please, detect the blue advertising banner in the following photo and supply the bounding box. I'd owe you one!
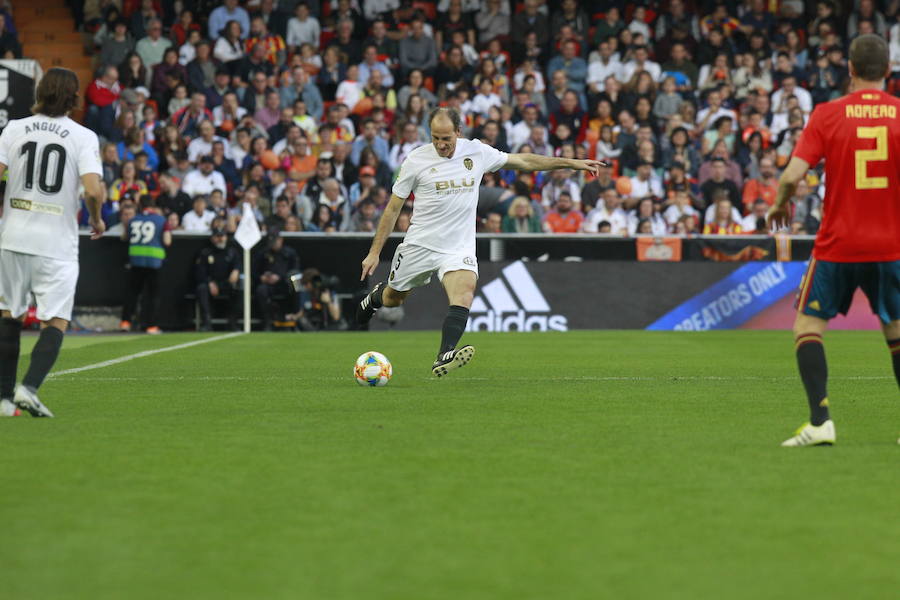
[646,261,808,331]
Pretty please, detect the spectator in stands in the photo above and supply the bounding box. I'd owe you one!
[254,231,299,331]
[549,90,586,146]
[119,52,148,89]
[245,15,286,67]
[316,178,351,231]
[136,18,172,70]
[171,91,213,137]
[741,156,778,211]
[183,195,216,232]
[187,120,223,162]
[545,40,587,97]
[254,91,283,131]
[101,143,121,187]
[195,228,241,331]
[151,48,186,105]
[512,0,550,50]
[350,119,389,166]
[499,196,539,233]
[330,17,362,66]
[236,40,274,84]
[187,40,219,94]
[399,16,438,79]
[286,2,319,53]
[619,45,661,85]
[316,46,346,101]
[741,198,770,234]
[214,20,245,74]
[171,8,201,48]
[279,67,322,121]
[109,159,148,209]
[703,196,743,234]
[583,188,627,235]
[117,126,159,171]
[358,43,394,89]
[543,192,583,233]
[86,65,121,141]
[700,158,740,210]
[128,0,158,41]
[629,161,664,204]
[540,169,581,210]
[625,196,666,236]
[475,0,509,45]
[209,0,250,40]
[664,190,700,230]
[397,69,437,112]
[158,173,192,217]
[349,198,378,232]
[101,19,133,68]
[771,75,813,116]
[183,156,227,197]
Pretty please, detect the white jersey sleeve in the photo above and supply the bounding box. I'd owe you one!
[391,154,419,199]
[0,122,12,166]
[477,140,509,173]
[77,132,103,177]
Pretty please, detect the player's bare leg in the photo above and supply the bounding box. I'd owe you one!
[13,317,67,418]
[782,313,834,446]
[356,283,409,326]
[0,310,23,416]
[433,270,476,377]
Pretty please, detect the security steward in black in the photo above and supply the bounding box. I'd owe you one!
[253,229,300,331]
[194,228,241,331]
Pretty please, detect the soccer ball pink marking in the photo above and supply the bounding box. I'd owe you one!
[354,351,393,387]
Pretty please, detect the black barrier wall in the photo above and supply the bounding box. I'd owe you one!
[75,233,815,329]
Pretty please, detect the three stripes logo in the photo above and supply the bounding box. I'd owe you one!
[467,261,568,332]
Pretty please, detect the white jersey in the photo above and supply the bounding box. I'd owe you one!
[0,115,102,261]
[392,138,507,255]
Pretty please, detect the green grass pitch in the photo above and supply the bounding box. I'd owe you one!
[2,330,898,599]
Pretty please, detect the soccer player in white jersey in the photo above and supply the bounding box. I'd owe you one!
[0,68,107,418]
[357,107,606,376]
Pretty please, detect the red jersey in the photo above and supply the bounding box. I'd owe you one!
[793,89,900,262]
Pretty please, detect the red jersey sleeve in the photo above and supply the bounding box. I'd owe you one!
[792,105,827,166]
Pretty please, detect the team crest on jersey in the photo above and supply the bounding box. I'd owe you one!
[389,271,395,281]
[464,158,473,170]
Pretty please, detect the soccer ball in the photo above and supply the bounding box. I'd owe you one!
[354,351,392,387]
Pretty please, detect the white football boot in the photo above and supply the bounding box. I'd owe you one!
[14,385,54,418]
[781,420,835,447]
[0,398,20,417]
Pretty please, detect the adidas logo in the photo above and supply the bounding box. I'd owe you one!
[467,261,568,332]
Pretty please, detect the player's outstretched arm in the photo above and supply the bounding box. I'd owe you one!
[504,154,608,178]
[360,193,406,280]
[767,156,809,230]
[82,173,108,240]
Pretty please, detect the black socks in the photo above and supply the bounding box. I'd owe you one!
[370,282,385,309]
[439,305,470,355]
[888,338,900,391]
[0,317,22,399]
[795,333,829,426]
[22,326,65,391]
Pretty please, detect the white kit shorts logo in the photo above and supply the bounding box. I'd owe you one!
[466,261,568,332]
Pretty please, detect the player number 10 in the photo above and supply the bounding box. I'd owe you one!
[855,126,888,190]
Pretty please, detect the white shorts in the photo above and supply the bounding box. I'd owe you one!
[387,243,478,292]
[0,249,78,321]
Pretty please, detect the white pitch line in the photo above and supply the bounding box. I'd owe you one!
[49,332,245,378]
[53,374,893,383]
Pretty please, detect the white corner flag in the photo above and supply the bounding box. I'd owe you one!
[234,203,262,333]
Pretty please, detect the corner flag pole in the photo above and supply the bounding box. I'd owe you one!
[234,203,262,333]
[243,247,251,333]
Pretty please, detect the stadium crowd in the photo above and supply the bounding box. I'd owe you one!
[69,0,900,237]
